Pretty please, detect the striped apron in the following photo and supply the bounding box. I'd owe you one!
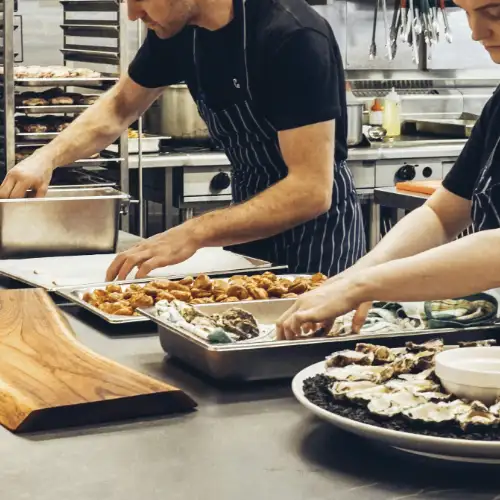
[190,0,365,275]
[471,135,500,230]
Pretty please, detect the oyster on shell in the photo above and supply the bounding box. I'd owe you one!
[385,378,439,394]
[355,343,396,364]
[326,349,375,368]
[489,398,500,417]
[325,363,394,384]
[329,381,377,399]
[458,339,498,348]
[346,385,393,404]
[391,350,436,376]
[455,401,498,431]
[403,400,470,424]
[213,308,259,340]
[398,368,435,381]
[405,338,444,353]
[368,389,428,418]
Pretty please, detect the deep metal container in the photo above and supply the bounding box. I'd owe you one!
[346,102,364,146]
[145,84,210,140]
[140,301,500,382]
[0,186,130,258]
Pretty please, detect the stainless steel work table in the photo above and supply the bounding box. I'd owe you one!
[371,187,430,244]
[126,137,468,169]
[0,233,499,499]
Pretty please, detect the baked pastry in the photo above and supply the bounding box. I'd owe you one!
[78,95,99,105]
[50,96,74,105]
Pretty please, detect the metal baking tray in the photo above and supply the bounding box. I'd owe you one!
[8,77,117,88]
[16,105,88,115]
[16,132,58,141]
[140,301,500,381]
[414,119,475,138]
[0,186,130,259]
[106,136,160,154]
[56,273,298,323]
[60,0,118,12]
[61,47,119,65]
[61,23,119,38]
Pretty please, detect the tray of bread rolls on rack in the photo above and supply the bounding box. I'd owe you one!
[0,65,118,88]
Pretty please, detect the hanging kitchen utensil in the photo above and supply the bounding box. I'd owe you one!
[389,0,401,59]
[409,0,420,65]
[399,0,408,42]
[381,0,393,59]
[439,0,452,42]
[369,0,379,59]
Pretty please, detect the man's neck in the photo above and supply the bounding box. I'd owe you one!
[191,0,234,30]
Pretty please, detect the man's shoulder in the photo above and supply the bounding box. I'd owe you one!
[248,0,332,49]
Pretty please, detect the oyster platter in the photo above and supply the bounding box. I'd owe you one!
[292,337,500,463]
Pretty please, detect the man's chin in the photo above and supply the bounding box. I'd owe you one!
[152,24,184,39]
[485,47,500,64]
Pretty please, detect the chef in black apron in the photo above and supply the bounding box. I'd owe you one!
[104,0,365,280]
[277,74,500,338]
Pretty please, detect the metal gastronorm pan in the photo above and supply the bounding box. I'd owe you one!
[140,301,500,382]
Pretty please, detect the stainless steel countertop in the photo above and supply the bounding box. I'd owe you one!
[0,232,498,499]
[0,303,497,499]
[374,187,430,210]
[127,137,467,169]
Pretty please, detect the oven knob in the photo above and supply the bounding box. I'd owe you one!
[396,165,416,182]
[210,172,231,191]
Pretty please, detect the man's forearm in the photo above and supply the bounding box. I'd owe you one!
[185,175,328,248]
[330,204,458,282]
[355,229,500,302]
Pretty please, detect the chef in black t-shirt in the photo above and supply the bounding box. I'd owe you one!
[276,0,500,339]
[0,0,365,279]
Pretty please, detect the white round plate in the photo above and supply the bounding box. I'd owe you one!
[292,361,500,464]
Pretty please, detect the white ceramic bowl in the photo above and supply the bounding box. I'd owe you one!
[435,347,500,405]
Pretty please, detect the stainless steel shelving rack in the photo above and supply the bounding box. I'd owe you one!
[0,0,131,229]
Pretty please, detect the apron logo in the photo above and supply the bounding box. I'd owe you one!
[233,78,241,89]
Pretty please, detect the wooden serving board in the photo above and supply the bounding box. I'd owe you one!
[0,289,196,433]
[396,180,441,195]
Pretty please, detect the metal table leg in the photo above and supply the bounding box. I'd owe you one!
[164,168,180,230]
[369,200,381,250]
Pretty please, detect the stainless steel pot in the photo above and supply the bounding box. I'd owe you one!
[346,102,364,146]
[145,84,209,139]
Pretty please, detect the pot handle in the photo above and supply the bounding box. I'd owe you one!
[120,198,139,215]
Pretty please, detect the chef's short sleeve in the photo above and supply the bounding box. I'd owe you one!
[128,29,190,88]
[263,29,342,131]
[442,89,500,200]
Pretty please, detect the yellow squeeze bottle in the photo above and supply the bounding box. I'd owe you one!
[382,87,401,137]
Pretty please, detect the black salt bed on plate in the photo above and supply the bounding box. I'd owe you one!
[303,375,500,442]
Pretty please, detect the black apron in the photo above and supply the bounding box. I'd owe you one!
[471,135,500,230]
[190,0,365,275]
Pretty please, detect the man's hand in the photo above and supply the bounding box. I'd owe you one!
[276,276,369,340]
[106,223,202,281]
[0,157,54,198]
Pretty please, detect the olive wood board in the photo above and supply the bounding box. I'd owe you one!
[0,288,196,433]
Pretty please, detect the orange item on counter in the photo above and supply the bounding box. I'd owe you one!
[395,180,442,195]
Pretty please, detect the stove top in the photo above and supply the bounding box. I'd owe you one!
[159,138,223,154]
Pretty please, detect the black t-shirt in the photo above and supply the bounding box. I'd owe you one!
[128,0,348,162]
[443,87,500,199]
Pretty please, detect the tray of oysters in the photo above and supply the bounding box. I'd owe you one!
[294,337,500,463]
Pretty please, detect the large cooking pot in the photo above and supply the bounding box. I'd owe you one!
[346,101,364,146]
[145,84,210,139]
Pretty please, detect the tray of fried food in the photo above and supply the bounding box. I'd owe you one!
[56,272,328,324]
